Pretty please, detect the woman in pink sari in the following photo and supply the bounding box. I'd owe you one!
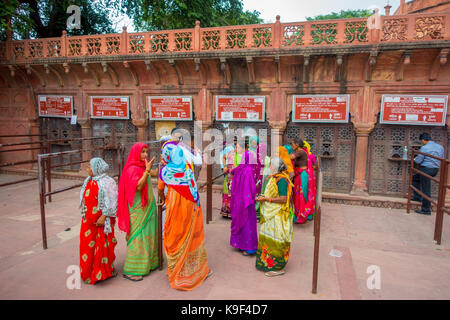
[291,139,316,224]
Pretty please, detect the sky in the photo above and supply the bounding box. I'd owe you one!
[113,0,401,32]
[242,0,401,23]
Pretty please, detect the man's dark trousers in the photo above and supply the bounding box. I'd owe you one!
[412,166,439,213]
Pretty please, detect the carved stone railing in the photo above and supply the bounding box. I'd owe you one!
[1,12,449,63]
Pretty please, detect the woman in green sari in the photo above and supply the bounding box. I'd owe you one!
[256,157,294,277]
[117,143,159,281]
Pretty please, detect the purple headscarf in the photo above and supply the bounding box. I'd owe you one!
[230,151,256,235]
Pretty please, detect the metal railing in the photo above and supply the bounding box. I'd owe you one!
[37,139,124,249]
[200,153,323,293]
[43,137,106,203]
[407,150,449,245]
[312,160,322,294]
[0,134,46,187]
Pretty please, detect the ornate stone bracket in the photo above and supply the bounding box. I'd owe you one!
[62,63,82,87]
[194,58,208,86]
[43,64,64,87]
[81,62,101,87]
[168,59,184,85]
[123,61,139,86]
[13,65,33,88]
[274,56,281,84]
[429,48,449,81]
[364,51,378,82]
[8,65,15,77]
[302,55,310,84]
[334,54,344,82]
[25,64,46,87]
[220,57,231,85]
[395,50,411,82]
[101,62,119,87]
[246,56,255,84]
[144,60,161,85]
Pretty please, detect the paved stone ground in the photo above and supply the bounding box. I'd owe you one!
[0,174,449,300]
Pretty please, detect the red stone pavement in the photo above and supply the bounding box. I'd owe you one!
[0,174,449,300]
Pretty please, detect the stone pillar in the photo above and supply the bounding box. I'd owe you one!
[132,119,147,143]
[350,123,375,196]
[78,118,92,173]
[198,121,213,184]
[268,121,287,157]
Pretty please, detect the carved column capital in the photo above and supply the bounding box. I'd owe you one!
[199,121,214,132]
[132,118,147,128]
[354,123,375,137]
[77,117,91,129]
[268,120,287,132]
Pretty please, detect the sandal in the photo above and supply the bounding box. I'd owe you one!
[206,270,214,279]
[123,274,143,282]
[264,270,285,277]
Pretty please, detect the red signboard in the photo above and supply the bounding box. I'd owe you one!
[380,95,448,126]
[90,96,129,119]
[148,96,192,121]
[292,95,350,123]
[38,95,73,118]
[215,96,265,122]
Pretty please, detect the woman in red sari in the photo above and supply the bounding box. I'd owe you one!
[79,158,118,284]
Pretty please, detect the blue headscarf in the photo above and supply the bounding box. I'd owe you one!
[220,144,235,169]
[160,144,200,206]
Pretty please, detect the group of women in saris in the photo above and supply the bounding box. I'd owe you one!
[78,132,316,286]
[219,136,317,277]
[79,139,210,291]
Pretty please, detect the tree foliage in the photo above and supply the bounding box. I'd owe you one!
[306,9,373,21]
[120,0,263,31]
[1,0,117,40]
[0,0,263,41]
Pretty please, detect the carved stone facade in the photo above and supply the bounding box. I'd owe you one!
[0,11,449,201]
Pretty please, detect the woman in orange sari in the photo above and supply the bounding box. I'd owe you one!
[158,142,211,290]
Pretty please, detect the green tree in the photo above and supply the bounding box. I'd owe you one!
[306,9,373,21]
[1,0,117,40]
[119,0,263,31]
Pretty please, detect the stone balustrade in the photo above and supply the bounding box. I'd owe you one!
[1,12,449,63]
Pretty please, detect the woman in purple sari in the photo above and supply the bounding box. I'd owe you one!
[230,149,258,256]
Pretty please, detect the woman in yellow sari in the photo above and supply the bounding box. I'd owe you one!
[256,157,294,277]
[158,142,211,290]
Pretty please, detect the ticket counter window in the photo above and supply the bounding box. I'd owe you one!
[92,120,137,173]
[368,125,447,197]
[284,123,355,193]
[41,117,82,171]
